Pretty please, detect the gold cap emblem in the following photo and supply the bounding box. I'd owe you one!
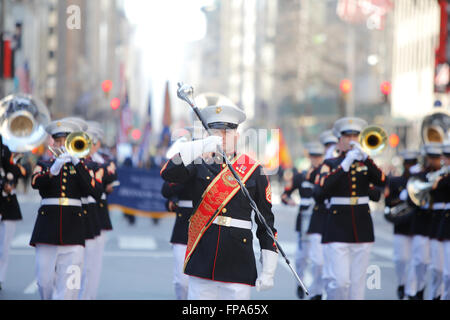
[216,107,222,114]
[57,122,62,127]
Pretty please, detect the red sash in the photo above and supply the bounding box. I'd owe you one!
[184,154,259,270]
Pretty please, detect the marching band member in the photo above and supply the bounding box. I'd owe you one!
[85,121,116,300]
[428,144,447,300]
[318,117,386,300]
[160,100,278,300]
[405,143,442,300]
[161,129,196,300]
[383,150,419,299]
[29,118,101,300]
[281,142,324,300]
[162,180,192,300]
[62,117,104,300]
[0,152,26,290]
[436,142,450,300]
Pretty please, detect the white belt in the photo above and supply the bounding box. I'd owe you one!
[213,216,252,229]
[81,196,97,204]
[41,198,82,207]
[422,202,447,210]
[2,190,16,196]
[301,181,314,189]
[300,198,314,206]
[330,196,369,206]
[178,200,193,208]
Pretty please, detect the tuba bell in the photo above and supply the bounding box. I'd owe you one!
[421,108,450,144]
[65,131,92,159]
[406,165,450,207]
[0,94,51,152]
[358,125,387,156]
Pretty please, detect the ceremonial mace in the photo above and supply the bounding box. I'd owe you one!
[177,82,309,295]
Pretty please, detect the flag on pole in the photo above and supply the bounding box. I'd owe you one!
[158,81,172,148]
[138,92,153,164]
[263,128,293,173]
[118,92,133,144]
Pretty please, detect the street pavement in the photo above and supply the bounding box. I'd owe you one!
[0,186,400,300]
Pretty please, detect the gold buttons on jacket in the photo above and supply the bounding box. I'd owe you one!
[352,191,356,196]
[63,172,67,176]
[333,210,337,214]
[61,192,66,197]
[243,238,247,243]
[63,178,67,183]
[222,164,226,168]
[352,177,356,181]
[178,214,182,217]
[41,211,45,215]
[100,203,104,208]
[83,210,87,214]
[62,186,66,190]
[206,176,210,180]
[222,208,227,213]
[78,213,82,217]
[352,184,356,189]
[351,170,356,175]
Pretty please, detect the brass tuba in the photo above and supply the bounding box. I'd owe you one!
[0,94,51,152]
[406,165,450,207]
[358,125,387,156]
[421,108,450,144]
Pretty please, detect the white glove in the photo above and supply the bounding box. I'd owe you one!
[399,189,408,201]
[409,164,421,174]
[70,154,80,166]
[324,144,337,160]
[255,249,278,292]
[349,141,368,161]
[50,154,71,176]
[340,149,363,172]
[166,137,188,159]
[178,135,223,166]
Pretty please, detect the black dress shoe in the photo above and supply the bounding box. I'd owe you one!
[433,295,441,300]
[297,286,304,299]
[310,294,322,300]
[397,285,405,300]
[415,288,425,300]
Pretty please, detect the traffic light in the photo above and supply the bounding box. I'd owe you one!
[110,97,120,110]
[380,81,391,103]
[388,133,399,148]
[131,128,142,141]
[338,79,352,116]
[340,79,352,95]
[102,80,113,98]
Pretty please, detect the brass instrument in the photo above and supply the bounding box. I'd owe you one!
[421,108,449,144]
[48,131,92,159]
[0,94,51,152]
[406,165,449,207]
[355,125,387,156]
[65,131,92,158]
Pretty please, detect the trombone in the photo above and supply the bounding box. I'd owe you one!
[48,131,92,159]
